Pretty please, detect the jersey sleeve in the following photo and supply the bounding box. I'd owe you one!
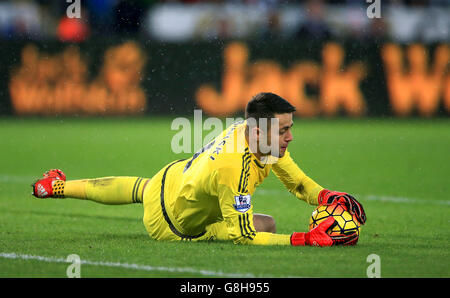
[216,165,291,245]
[271,150,323,206]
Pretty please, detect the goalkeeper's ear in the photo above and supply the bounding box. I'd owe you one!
[246,118,260,136]
[245,118,263,151]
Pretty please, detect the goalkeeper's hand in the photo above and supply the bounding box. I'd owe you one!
[290,217,359,247]
[318,189,367,225]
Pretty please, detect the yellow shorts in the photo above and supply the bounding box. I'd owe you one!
[142,160,230,242]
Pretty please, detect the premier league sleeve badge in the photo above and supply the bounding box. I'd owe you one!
[233,194,252,213]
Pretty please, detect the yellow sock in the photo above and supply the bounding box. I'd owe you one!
[63,177,149,205]
[63,179,87,199]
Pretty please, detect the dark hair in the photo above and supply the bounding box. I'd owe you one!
[245,92,296,121]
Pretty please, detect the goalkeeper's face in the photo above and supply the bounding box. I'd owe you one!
[247,112,294,158]
[269,113,294,158]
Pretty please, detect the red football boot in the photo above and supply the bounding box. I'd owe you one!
[32,169,66,198]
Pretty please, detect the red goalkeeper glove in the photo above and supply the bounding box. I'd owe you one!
[290,217,359,247]
[318,189,367,225]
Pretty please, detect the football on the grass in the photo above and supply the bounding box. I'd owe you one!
[309,204,361,237]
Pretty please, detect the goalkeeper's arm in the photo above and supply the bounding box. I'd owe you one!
[217,185,357,246]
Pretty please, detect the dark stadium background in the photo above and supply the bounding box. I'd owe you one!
[0,0,448,118]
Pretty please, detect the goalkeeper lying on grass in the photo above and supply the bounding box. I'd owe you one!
[32,92,366,247]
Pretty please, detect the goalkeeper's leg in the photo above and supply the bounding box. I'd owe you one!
[64,177,149,204]
[32,169,149,204]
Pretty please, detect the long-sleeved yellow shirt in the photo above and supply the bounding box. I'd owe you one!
[163,120,323,245]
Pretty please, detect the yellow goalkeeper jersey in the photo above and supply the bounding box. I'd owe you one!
[161,120,323,245]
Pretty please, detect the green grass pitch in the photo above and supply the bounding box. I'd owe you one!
[0,117,449,278]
